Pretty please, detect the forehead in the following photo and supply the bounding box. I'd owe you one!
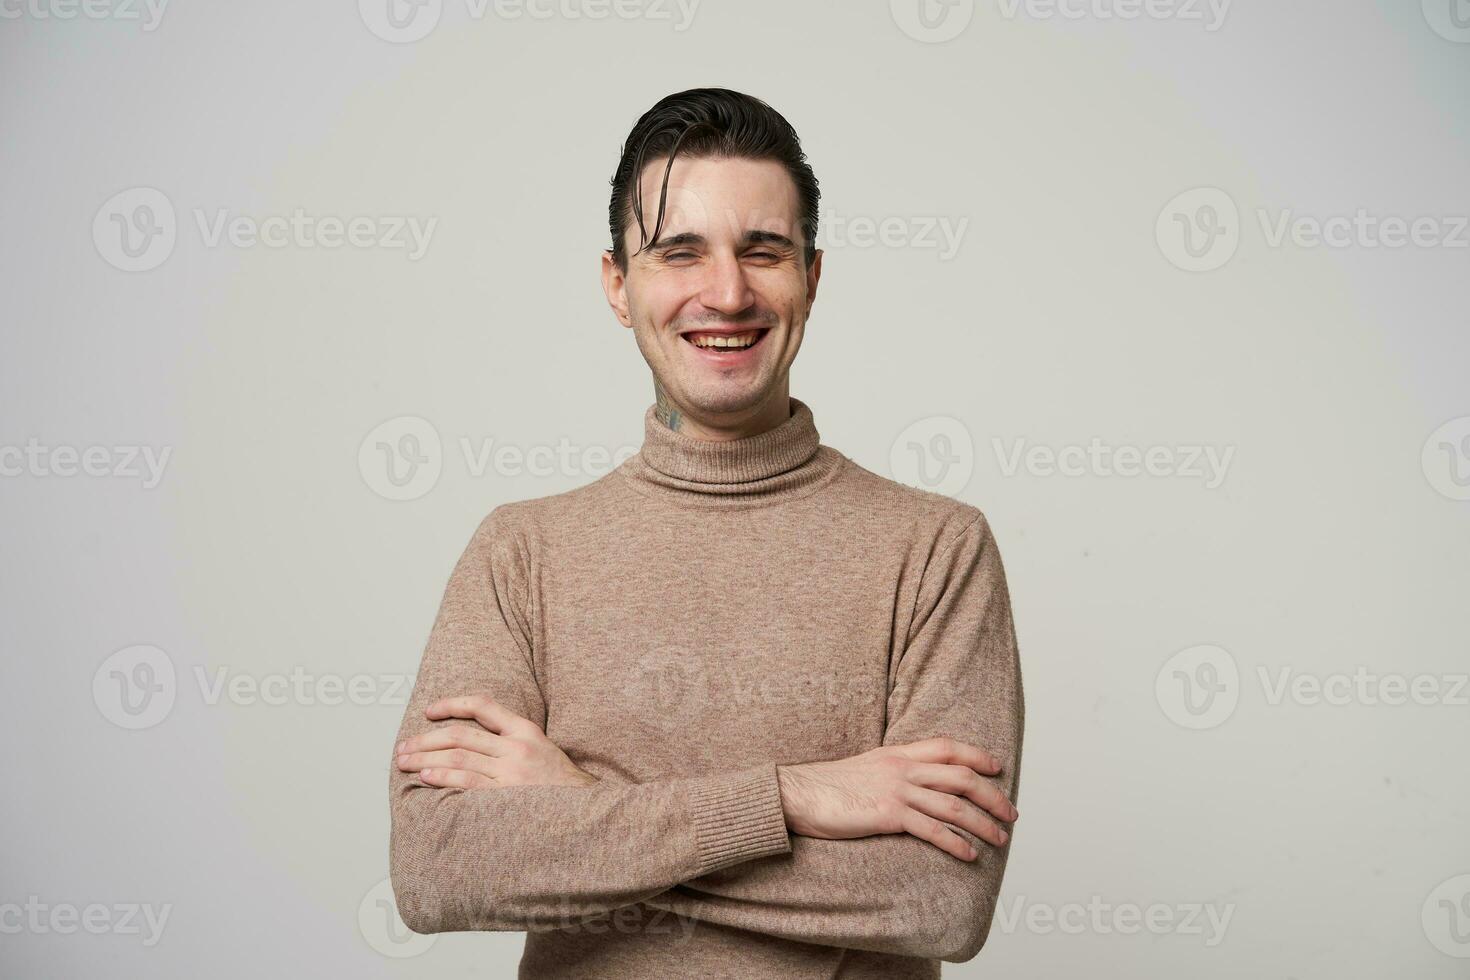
[632,155,800,241]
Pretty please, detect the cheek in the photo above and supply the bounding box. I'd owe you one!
[759,272,809,309]
[639,281,699,327]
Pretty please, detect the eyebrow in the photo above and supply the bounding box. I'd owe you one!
[649,230,798,253]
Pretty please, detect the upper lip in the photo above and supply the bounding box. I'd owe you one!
[678,324,772,337]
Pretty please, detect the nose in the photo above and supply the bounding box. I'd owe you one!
[697,250,756,316]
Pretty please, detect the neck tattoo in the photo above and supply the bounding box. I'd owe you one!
[654,381,683,432]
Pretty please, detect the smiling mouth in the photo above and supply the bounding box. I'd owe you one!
[681,328,772,353]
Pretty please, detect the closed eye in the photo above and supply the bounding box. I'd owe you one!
[661,250,785,262]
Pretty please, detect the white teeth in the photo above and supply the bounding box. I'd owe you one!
[688,331,759,349]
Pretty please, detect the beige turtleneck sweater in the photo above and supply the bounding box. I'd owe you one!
[388,397,1024,979]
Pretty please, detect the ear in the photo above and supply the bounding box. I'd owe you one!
[601,250,633,327]
[804,248,824,316]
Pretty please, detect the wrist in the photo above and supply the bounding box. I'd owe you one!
[775,764,809,834]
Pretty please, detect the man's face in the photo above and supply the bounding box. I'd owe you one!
[602,155,822,420]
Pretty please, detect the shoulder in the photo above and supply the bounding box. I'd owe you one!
[466,468,626,550]
[831,453,993,552]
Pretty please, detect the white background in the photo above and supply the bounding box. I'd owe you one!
[2,0,1468,976]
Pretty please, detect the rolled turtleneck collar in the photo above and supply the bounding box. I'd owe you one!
[615,396,848,509]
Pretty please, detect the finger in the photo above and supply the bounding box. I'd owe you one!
[903,785,1009,849]
[399,725,506,759]
[896,737,1002,776]
[398,748,497,778]
[908,762,1018,822]
[900,807,980,861]
[426,695,537,736]
[418,767,494,789]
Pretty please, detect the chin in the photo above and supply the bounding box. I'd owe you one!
[675,381,774,417]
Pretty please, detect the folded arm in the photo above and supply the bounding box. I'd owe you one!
[641,509,1025,962]
[388,509,793,935]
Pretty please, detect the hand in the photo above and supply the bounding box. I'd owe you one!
[394,694,598,789]
[776,737,1017,861]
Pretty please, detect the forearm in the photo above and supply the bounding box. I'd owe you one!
[641,743,1018,962]
[389,760,791,933]
[644,832,1008,961]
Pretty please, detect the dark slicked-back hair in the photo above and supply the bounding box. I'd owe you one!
[607,87,820,273]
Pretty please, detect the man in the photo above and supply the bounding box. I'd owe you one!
[388,87,1024,979]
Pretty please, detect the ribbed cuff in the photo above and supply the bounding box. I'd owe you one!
[688,763,792,876]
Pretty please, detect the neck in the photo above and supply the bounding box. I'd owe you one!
[618,393,846,510]
[652,379,793,442]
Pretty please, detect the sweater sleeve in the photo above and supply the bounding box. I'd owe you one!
[388,508,792,935]
[641,509,1025,963]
